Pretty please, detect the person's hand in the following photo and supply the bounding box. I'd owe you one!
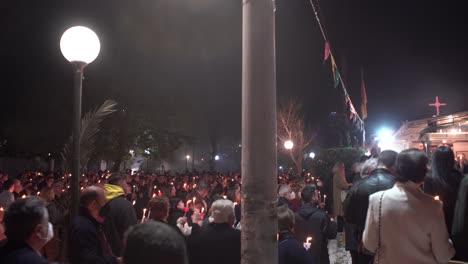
[318,202,326,209]
[177,216,187,226]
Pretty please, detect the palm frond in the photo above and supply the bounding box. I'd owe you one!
[62,100,118,172]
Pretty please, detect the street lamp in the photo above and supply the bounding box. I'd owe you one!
[214,155,220,161]
[185,155,190,170]
[60,26,100,219]
[309,152,316,159]
[284,140,294,150]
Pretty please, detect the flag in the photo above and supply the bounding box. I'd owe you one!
[360,68,368,120]
[323,42,330,63]
[331,56,340,88]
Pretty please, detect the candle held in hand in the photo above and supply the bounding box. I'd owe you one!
[141,208,147,223]
[434,195,440,201]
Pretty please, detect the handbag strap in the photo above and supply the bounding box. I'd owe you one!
[376,191,385,264]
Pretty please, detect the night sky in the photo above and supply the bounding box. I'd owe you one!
[1,0,467,155]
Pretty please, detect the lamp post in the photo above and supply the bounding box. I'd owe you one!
[60,26,100,219]
[241,0,277,262]
[185,155,190,171]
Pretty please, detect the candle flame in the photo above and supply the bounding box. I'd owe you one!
[306,237,313,243]
[37,192,40,195]
[0,207,4,211]
[233,202,238,207]
[434,195,440,201]
[187,200,192,206]
[132,201,136,206]
[223,195,227,199]
[201,207,205,213]
[193,197,196,203]
[21,195,27,199]
[152,194,156,198]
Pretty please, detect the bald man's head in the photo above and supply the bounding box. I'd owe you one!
[80,186,106,218]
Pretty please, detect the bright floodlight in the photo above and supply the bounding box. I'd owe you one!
[309,152,316,159]
[284,140,294,150]
[377,128,394,141]
[60,26,100,64]
[214,155,220,161]
[186,155,191,160]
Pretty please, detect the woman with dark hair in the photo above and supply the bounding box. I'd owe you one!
[168,197,185,227]
[424,146,462,232]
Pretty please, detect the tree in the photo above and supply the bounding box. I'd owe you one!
[62,100,118,172]
[277,98,314,174]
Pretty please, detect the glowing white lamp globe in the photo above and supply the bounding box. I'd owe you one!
[309,152,316,159]
[284,140,294,150]
[60,26,100,64]
[186,155,191,160]
[214,155,220,161]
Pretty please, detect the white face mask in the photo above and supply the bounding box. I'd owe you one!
[38,222,54,243]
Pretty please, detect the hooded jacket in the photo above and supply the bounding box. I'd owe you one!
[100,184,137,257]
[294,203,337,264]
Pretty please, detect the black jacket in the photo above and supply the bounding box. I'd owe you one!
[187,223,241,264]
[294,203,337,264]
[0,241,48,264]
[344,168,395,230]
[100,196,138,257]
[70,208,117,264]
[278,231,315,264]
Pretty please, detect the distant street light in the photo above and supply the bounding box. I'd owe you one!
[284,140,294,150]
[214,155,220,161]
[185,155,190,170]
[309,152,316,159]
[60,26,100,219]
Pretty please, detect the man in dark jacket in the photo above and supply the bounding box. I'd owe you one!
[0,197,50,264]
[70,186,117,264]
[187,199,240,264]
[295,185,337,264]
[101,173,137,257]
[343,150,397,264]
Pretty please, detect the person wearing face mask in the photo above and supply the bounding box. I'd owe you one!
[69,186,117,264]
[0,197,52,264]
[278,184,295,209]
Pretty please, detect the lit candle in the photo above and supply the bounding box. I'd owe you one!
[158,190,162,197]
[132,201,136,206]
[183,183,187,189]
[233,202,238,207]
[193,184,197,188]
[223,195,227,199]
[152,194,156,198]
[37,192,41,196]
[21,194,27,199]
[133,185,136,193]
[303,236,312,250]
[193,197,196,204]
[434,195,440,201]
[141,208,147,223]
[200,207,205,218]
[323,194,327,203]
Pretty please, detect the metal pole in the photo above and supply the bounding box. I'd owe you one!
[71,62,85,220]
[241,0,277,263]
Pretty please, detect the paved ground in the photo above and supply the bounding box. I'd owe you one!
[329,232,352,264]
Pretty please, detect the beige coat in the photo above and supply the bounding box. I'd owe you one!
[333,170,349,217]
[363,181,455,264]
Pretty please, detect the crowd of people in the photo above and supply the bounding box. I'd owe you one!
[0,146,466,264]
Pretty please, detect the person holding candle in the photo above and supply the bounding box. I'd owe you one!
[168,197,185,227]
[147,196,170,224]
[295,184,336,264]
[423,146,462,234]
[101,173,137,257]
[278,205,314,264]
[187,199,240,264]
